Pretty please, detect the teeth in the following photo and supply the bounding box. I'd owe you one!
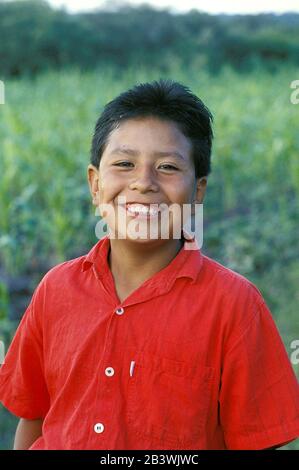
[127,204,159,216]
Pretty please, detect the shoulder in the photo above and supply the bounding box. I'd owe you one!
[42,255,87,284]
[200,253,263,302]
[198,253,268,338]
[30,254,88,309]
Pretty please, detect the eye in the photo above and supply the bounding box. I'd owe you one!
[158,164,178,171]
[113,161,134,168]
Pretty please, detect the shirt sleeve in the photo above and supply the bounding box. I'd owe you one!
[0,280,50,419]
[219,286,299,450]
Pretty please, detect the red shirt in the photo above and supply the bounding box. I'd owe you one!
[0,235,298,450]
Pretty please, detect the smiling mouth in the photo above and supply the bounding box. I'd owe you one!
[125,203,161,219]
[114,202,164,219]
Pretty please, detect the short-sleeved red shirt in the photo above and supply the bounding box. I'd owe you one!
[0,235,298,450]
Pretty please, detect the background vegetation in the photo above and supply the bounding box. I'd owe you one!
[0,0,298,450]
[1,0,299,77]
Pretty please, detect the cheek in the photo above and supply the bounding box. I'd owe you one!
[165,179,194,204]
[98,172,124,203]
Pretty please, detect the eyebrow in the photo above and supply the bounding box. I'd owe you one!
[109,147,186,162]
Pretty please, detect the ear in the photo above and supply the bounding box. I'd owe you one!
[194,176,208,204]
[87,164,100,206]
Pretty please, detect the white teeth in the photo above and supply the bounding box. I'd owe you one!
[126,204,158,216]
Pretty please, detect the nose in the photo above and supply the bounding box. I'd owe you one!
[128,164,159,193]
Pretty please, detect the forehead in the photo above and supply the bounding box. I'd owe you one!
[104,117,192,159]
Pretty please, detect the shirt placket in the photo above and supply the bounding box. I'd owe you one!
[88,258,177,448]
[91,304,126,447]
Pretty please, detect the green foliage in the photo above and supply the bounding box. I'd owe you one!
[0,406,17,450]
[0,64,298,449]
[0,1,299,77]
[0,282,9,320]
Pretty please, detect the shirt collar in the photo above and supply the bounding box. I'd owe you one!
[81,232,203,284]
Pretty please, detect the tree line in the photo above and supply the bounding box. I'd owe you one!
[0,0,299,77]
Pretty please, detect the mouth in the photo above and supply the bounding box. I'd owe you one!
[120,202,163,219]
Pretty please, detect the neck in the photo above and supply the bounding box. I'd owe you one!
[108,237,184,288]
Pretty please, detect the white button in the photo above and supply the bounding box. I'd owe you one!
[115,307,124,315]
[105,367,115,377]
[94,423,104,434]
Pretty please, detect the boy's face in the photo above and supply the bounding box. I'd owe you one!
[88,116,207,243]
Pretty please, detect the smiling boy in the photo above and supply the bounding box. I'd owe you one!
[0,79,298,450]
[89,114,206,302]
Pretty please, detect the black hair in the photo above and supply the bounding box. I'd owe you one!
[90,79,213,178]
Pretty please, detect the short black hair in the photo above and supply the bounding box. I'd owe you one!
[90,79,213,178]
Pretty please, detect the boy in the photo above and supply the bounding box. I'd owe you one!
[0,79,298,450]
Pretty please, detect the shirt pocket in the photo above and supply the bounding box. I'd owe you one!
[126,350,215,449]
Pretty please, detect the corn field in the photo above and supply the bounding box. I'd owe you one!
[0,64,298,449]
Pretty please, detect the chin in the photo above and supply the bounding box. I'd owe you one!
[111,223,183,246]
